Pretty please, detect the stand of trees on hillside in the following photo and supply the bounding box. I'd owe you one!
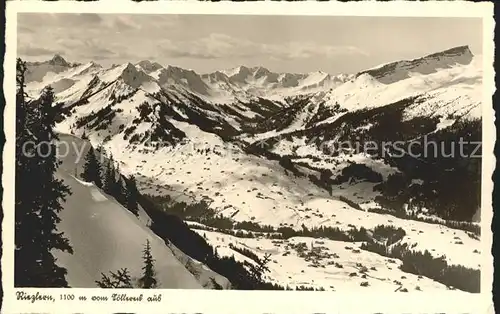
[15,58,73,287]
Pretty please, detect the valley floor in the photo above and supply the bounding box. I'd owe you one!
[98,132,480,292]
[106,128,481,270]
[192,227,459,292]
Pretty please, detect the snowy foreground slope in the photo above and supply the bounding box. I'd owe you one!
[54,134,230,289]
[25,45,483,292]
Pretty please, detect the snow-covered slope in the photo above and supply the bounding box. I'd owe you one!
[53,172,205,288]
[313,55,481,118]
[54,134,231,289]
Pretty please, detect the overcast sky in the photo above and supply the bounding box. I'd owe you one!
[17,14,482,74]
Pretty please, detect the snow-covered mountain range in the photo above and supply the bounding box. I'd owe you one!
[24,44,482,292]
[25,45,481,144]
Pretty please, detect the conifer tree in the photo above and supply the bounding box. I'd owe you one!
[95,268,133,288]
[113,163,127,204]
[210,278,223,290]
[114,176,127,205]
[125,175,139,216]
[15,59,73,287]
[115,161,121,176]
[94,144,105,168]
[81,146,102,188]
[103,154,116,194]
[103,154,129,207]
[36,86,74,286]
[139,240,158,288]
[15,58,41,287]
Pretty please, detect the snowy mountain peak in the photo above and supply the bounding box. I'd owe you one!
[123,62,138,72]
[201,70,232,83]
[164,64,183,71]
[427,45,473,59]
[309,70,330,79]
[237,65,251,72]
[73,61,102,77]
[213,70,228,77]
[87,61,100,67]
[136,60,164,74]
[155,65,210,95]
[94,61,157,92]
[161,65,199,77]
[252,66,271,76]
[277,73,301,88]
[119,62,161,90]
[105,62,141,81]
[224,65,252,78]
[49,54,70,67]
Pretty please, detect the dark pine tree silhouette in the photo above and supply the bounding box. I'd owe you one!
[116,164,128,205]
[36,86,74,286]
[125,175,139,216]
[81,146,102,188]
[210,277,223,290]
[114,175,127,205]
[95,268,133,288]
[15,58,41,287]
[15,58,73,287]
[243,252,272,282]
[138,240,158,288]
[103,154,116,194]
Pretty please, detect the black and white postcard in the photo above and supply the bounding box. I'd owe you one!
[1,1,495,313]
